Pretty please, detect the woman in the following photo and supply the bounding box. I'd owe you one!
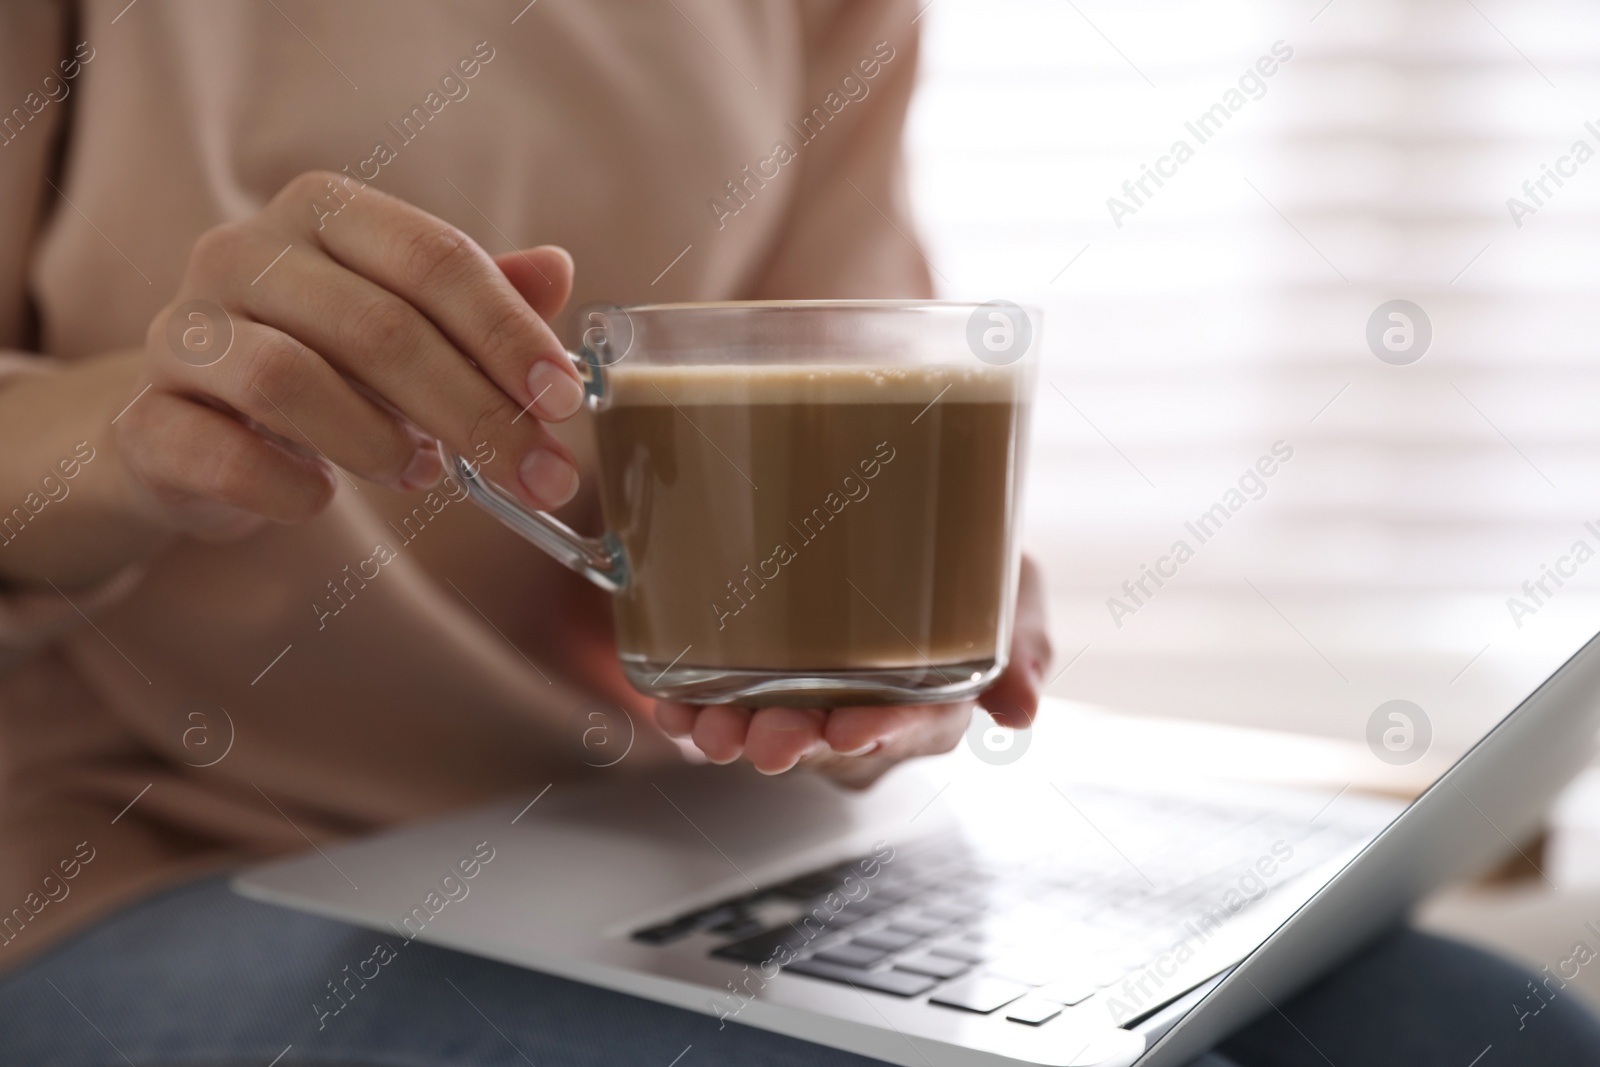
[0,3,1595,1064]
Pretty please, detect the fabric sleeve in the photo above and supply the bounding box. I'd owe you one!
[0,6,144,667]
[0,2,70,351]
[0,348,145,672]
[747,0,936,300]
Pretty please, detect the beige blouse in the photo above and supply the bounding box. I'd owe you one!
[0,0,931,969]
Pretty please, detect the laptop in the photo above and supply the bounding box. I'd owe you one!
[236,629,1600,1066]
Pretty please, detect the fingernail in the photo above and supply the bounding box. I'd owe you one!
[519,449,578,508]
[542,244,575,275]
[527,360,585,421]
[756,756,802,776]
[836,741,881,758]
[400,447,441,490]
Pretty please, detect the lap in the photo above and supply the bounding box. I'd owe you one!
[0,876,860,1067]
[1216,925,1600,1067]
[2,876,1598,1067]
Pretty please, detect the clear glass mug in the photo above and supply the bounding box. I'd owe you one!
[446,300,1038,707]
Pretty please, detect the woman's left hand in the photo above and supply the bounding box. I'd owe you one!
[652,556,1052,789]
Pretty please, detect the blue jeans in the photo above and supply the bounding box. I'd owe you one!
[1,876,1597,1066]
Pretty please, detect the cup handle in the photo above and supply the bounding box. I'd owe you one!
[440,349,629,593]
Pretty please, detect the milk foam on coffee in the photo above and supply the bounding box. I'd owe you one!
[604,362,1023,405]
[593,362,1028,677]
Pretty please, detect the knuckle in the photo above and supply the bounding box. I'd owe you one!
[396,223,476,290]
[192,432,258,504]
[237,333,309,409]
[188,222,246,277]
[276,170,362,232]
[345,295,422,366]
[291,466,338,519]
[463,398,514,459]
[110,401,154,469]
[362,421,417,482]
[199,435,335,522]
[143,309,170,356]
[282,169,343,202]
[476,298,537,369]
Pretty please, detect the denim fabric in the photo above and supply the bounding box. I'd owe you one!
[1,876,1597,1067]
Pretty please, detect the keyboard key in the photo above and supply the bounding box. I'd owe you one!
[711,926,805,964]
[708,915,764,939]
[1005,997,1064,1026]
[814,942,889,968]
[1035,977,1096,1006]
[985,956,1061,987]
[872,872,920,889]
[1088,959,1134,987]
[854,928,923,952]
[770,870,849,900]
[632,916,702,944]
[930,976,1032,1014]
[888,915,948,937]
[634,901,748,944]
[870,885,918,903]
[894,952,971,979]
[785,958,939,997]
[928,941,991,964]
[849,897,898,917]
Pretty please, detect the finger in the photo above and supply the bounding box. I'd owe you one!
[980,666,1040,729]
[817,701,968,761]
[654,701,696,739]
[821,705,924,756]
[341,381,446,489]
[982,556,1053,728]
[235,245,581,510]
[1012,555,1054,681]
[282,176,586,423]
[910,701,976,756]
[495,246,574,323]
[118,390,337,525]
[875,703,971,759]
[801,744,910,791]
[744,707,826,775]
[396,433,445,490]
[163,320,434,491]
[691,705,752,765]
[803,704,972,790]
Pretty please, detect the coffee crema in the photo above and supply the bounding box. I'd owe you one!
[593,364,1028,676]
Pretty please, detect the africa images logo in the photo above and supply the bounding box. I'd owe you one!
[966,711,1031,766]
[1366,300,1431,366]
[1366,700,1431,766]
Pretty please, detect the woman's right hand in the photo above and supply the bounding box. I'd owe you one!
[116,170,585,541]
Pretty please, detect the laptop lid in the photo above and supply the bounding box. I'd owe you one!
[1137,626,1600,1064]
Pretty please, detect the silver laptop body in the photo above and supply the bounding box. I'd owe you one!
[236,629,1600,1066]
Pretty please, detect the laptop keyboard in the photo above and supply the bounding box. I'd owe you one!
[632,785,1376,1026]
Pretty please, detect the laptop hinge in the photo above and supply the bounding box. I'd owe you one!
[1123,968,1232,1040]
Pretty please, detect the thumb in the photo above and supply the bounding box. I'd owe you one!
[495,245,574,322]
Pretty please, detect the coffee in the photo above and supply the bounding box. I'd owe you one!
[593,363,1029,681]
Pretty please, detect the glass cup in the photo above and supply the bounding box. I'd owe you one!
[447,300,1038,707]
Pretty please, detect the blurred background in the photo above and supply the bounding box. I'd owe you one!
[904,0,1600,1001]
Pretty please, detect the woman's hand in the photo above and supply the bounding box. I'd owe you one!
[653,556,1053,789]
[114,171,585,540]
